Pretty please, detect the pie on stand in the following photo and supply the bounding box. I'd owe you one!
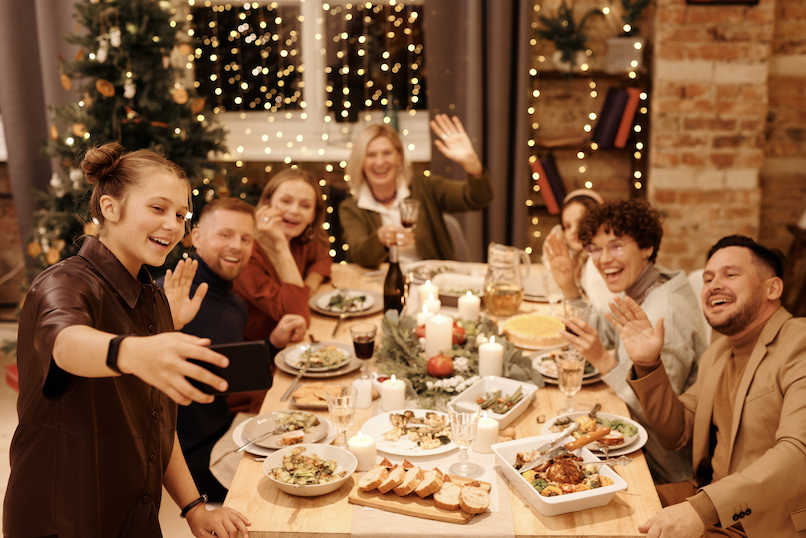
[223,263,663,538]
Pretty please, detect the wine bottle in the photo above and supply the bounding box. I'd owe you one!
[383,245,405,314]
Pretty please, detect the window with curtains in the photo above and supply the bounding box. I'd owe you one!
[185,1,430,161]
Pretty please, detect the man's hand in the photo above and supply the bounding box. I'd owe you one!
[605,297,664,366]
[269,314,308,348]
[638,502,705,538]
[164,259,208,330]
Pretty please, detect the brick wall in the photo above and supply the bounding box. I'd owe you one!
[649,0,776,272]
[759,0,806,254]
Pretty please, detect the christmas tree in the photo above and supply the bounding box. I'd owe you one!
[27,0,245,277]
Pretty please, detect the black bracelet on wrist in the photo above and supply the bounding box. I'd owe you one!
[180,494,208,518]
[106,335,129,374]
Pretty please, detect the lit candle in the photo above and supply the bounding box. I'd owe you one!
[424,314,454,360]
[381,374,406,412]
[418,279,439,305]
[352,377,373,409]
[423,292,441,315]
[416,304,434,327]
[478,335,504,378]
[457,291,481,321]
[348,431,377,472]
[471,412,500,454]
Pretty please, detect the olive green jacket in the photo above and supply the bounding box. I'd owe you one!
[339,170,493,268]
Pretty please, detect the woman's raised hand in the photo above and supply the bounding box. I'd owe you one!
[164,258,209,331]
[430,114,483,176]
[604,296,665,366]
[561,316,610,370]
[255,205,290,250]
[544,233,578,297]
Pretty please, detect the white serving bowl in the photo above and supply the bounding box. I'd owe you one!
[431,272,485,306]
[491,434,628,516]
[262,443,357,497]
[447,375,537,429]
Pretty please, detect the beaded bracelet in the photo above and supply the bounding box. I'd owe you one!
[180,494,208,518]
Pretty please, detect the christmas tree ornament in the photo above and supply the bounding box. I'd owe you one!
[173,85,189,104]
[53,239,67,252]
[96,79,115,97]
[96,36,109,63]
[60,74,72,90]
[190,97,206,114]
[27,242,43,258]
[83,92,94,107]
[162,56,170,69]
[46,249,61,266]
[123,81,136,99]
[50,124,59,141]
[75,48,85,61]
[109,27,122,47]
[72,123,88,137]
[69,168,84,189]
[178,43,194,57]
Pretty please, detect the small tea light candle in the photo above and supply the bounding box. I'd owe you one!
[472,412,499,454]
[478,335,504,377]
[352,377,373,408]
[418,280,439,305]
[424,314,454,360]
[423,292,441,315]
[381,374,406,412]
[416,305,435,327]
[457,291,481,321]
[348,431,377,471]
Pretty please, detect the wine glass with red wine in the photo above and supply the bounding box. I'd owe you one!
[398,199,421,245]
[350,323,377,379]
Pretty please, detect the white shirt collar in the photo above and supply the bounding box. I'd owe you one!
[356,183,411,215]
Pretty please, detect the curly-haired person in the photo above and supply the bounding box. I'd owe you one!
[560,198,708,486]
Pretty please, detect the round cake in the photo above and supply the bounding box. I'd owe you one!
[503,314,566,348]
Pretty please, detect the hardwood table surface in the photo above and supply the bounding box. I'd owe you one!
[224,263,663,537]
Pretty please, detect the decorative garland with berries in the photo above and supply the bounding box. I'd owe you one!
[376,311,544,410]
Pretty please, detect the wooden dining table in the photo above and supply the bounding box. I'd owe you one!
[223,263,663,538]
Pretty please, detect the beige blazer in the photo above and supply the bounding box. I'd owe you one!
[629,307,806,537]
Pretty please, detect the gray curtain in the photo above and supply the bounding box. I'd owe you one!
[0,0,79,269]
[423,0,532,261]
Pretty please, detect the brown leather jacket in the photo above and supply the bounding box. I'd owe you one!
[4,236,177,538]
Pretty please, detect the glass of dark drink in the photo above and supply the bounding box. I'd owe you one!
[350,322,377,379]
[398,199,420,245]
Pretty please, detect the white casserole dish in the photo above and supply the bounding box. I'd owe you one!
[447,375,537,429]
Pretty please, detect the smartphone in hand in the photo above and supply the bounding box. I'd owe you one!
[188,341,273,395]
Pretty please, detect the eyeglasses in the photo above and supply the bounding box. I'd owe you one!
[585,239,633,261]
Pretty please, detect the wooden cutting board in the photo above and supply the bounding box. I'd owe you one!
[348,475,492,525]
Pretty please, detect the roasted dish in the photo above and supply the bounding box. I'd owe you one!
[383,410,452,450]
[268,446,347,486]
[514,452,614,496]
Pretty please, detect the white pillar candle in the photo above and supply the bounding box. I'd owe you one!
[381,374,406,412]
[348,431,377,472]
[424,314,454,360]
[418,280,439,305]
[471,412,500,454]
[416,305,434,327]
[478,335,504,378]
[352,377,373,408]
[457,291,481,321]
[423,292,441,315]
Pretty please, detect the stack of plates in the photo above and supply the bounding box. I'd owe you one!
[309,288,384,317]
[530,351,602,385]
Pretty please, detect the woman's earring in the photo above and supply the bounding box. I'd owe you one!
[303,224,315,241]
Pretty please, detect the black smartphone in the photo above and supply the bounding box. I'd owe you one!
[565,325,579,337]
[188,341,273,395]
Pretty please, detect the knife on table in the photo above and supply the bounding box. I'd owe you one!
[519,426,611,474]
[533,421,581,455]
[589,403,601,421]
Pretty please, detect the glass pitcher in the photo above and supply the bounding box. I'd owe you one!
[483,243,531,316]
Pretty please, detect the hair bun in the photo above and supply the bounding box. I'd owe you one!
[82,142,125,185]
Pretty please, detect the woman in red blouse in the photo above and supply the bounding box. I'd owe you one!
[233,168,331,342]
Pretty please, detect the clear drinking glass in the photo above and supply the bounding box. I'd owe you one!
[447,401,482,478]
[541,269,563,316]
[325,385,357,448]
[350,322,377,379]
[564,298,593,323]
[554,351,585,414]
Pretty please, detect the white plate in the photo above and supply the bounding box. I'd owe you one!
[284,342,354,372]
[315,289,375,313]
[244,411,329,448]
[430,272,485,298]
[233,416,337,456]
[403,261,487,284]
[523,273,545,297]
[531,352,600,379]
[359,409,456,456]
[447,375,538,429]
[523,293,549,303]
[514,341,566,351]
[541,412,648,456]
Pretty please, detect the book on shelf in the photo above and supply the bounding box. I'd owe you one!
[591,86,630,149]
[530,159,560,214]
[614,87,642,149]
[542,153,566,215]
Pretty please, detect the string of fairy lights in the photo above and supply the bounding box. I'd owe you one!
[526,2,649,255]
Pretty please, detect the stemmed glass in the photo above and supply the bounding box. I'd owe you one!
[541,269,563,316]
[554,351,585,414]
[447,401,482,478]
[350,322,376,380]
[397,198,420,246]
[324,385,357,448]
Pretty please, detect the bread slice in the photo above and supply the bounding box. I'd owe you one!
[377,466,407,494]
[378,457,393,468]
[433,481,462,511]
[357,466,389,492]
[401,459,415,469]
[414,469,443,498]
[393,466,424,496]
[459,485,490,514]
